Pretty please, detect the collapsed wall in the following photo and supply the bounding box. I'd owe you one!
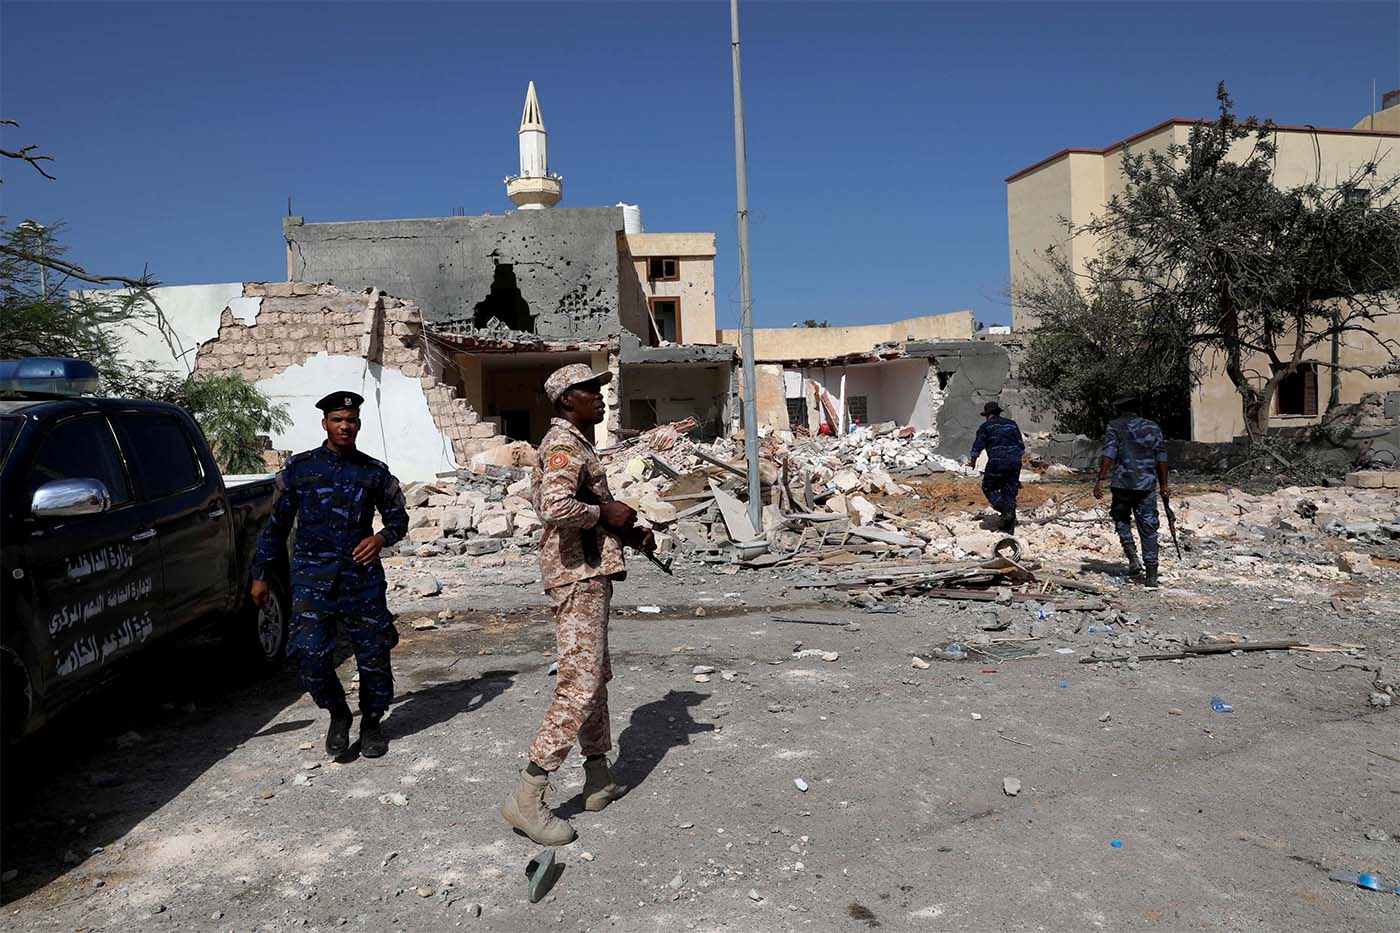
[193,282,504,479]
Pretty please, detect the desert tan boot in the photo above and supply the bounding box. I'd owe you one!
[501,769,577,846]
[582,757,628,812]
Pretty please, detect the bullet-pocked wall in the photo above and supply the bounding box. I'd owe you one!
[284,207,628,340]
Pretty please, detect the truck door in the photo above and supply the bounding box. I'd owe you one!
[111,411,235,633]
[22,414,162,701]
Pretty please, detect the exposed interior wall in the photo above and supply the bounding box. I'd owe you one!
[193,283,503,479]
[619,233,719,345]
[101,282,255,375]
[284,207,626,339]
[783,358,941,431]
[618,364,729,438]
[917,342,1013,458]
[256,355,457,480]
[718,311,975,360]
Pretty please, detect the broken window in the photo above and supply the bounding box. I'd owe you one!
[786,397,808,429]
[847,395,869,425]
[647,257,679,281]
[649,297,680,345]
[628,399,658,430]
[1275,363,1318,416]
[472,263,534,332]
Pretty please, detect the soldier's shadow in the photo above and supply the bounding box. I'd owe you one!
[385,669,518,742]
[556,689,713,818]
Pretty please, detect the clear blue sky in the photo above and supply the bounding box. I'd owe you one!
[3,1,1397,328]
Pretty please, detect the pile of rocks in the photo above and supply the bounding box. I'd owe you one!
[395,473,543,558]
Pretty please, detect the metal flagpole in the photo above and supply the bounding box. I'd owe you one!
[730,0,762,531]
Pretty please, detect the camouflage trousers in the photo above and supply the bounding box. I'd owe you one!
[1110,487,1161,566]
[290,606,399,714]
[528,576,614,772]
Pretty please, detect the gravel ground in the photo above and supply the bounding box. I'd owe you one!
[3,549,1397,932]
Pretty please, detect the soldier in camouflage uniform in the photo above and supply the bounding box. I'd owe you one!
[252,391,409,759]
[501,363,655,847]
[1093,395,1170,589]
[968,401,1026,533]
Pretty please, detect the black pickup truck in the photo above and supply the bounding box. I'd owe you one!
[0,361,289,740]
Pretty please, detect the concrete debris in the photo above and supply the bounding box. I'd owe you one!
[1002,777,1021,797]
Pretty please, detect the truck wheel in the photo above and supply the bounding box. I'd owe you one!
[232,580,290,671]
[1,647,35,743]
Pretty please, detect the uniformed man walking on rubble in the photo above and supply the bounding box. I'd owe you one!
[252,391,409,759]
[968,401,1025,533]
[1093,395,1170,590]
[501,363,655,846]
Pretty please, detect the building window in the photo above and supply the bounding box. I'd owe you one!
[847,395,869,426]
[647,257,679,281]
[1342,185,1371,208]
[786,397,808,429]
[1275,363,1318,417]
[649,297,680,345]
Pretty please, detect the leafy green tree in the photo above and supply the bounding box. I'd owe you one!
[1017,252,1192,436]
[1019,84,1400,439]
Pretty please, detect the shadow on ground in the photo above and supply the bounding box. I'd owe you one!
[0,628,314,903]
[556,689,714,818]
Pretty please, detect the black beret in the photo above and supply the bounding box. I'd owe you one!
[316,391,364,413]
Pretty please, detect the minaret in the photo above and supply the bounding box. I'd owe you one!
[506,81,562,210]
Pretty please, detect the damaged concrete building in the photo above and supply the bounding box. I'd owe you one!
[104,82,1014,478]
[718,313,1015,460]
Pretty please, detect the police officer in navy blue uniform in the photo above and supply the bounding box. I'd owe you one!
[252,391,409,758]
[1093,395,1169,590]
[968,401,1026,533]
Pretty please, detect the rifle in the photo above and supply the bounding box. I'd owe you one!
[1160,491,1182,560]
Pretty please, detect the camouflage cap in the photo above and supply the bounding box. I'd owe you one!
[544,363,612,403]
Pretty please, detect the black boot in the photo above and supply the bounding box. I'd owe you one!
[325,705,353,757]
[1002,509,1017,535]
[1124,545,1143,576]
[1143,563,1159,590]
[359,711,387,758]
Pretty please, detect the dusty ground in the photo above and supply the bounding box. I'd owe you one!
[3,486,1399,932]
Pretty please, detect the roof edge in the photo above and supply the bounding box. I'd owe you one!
[1006,118,1400,184]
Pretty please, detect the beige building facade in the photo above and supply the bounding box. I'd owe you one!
[1007,102,1400,442]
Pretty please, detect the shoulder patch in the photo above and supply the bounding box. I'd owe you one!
[547,450,571,470]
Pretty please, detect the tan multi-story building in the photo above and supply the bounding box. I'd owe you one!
[1007,97,1400,442]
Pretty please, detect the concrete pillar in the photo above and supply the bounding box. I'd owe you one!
[591,349,619,447]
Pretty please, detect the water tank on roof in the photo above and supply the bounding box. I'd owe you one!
[616,203,643,234]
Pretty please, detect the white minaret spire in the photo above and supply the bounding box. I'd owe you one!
[506,81,562,209]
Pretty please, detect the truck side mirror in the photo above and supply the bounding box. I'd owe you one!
[31,478,111,518]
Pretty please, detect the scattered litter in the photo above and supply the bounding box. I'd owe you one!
[378,793,408,807]
[1055,648,1076,655]
[747,888,764,902]
[969,713,983,721]
[911,656,930,670]
[1210,696,1234,713]
[793,778,809,793]
[692,665,716,675]
[1328,870,1399,893]
[638,606,662,614]
[1098,712,1112,723]
[411,620,437,630]
[1002,777,1021,796]
[1110,840,1123,848]
[580,851,594,861]
[547,661,558,676]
